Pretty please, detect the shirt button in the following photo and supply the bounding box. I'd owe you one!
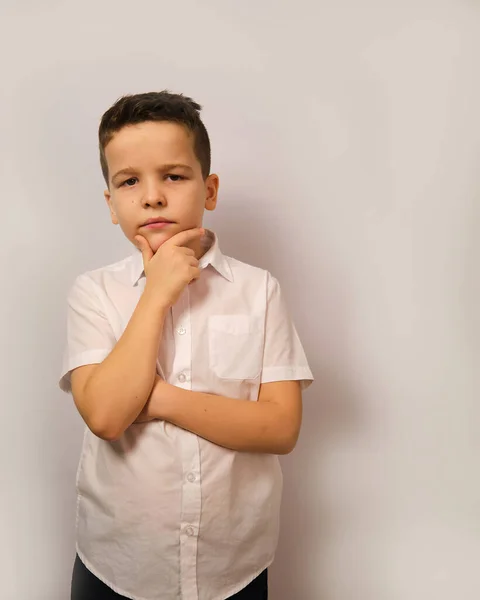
[178,373,186,383]
[177,327,186,335]
[185,526,195,537]
[187,473,196,483]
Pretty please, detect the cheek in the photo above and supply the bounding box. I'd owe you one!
[113,199,136,220]
[112,204,139,236]
[176,192,206,219]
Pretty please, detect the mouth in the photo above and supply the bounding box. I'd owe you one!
[141,217,175,229]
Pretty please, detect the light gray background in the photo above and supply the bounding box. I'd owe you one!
[1,1,479,599]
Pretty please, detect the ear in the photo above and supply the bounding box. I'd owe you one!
[104,189,119,225]
[204,174,219,212]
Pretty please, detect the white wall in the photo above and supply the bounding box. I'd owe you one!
[1,1,479,598]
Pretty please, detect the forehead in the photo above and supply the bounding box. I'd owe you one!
[105,121,197,167]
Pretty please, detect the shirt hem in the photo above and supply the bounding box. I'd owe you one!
[75,546,273,600]
[75,547,150,600]
[210,558,274,600]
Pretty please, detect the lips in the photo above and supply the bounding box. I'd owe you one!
[143,217,174,226]
[141,217,175,230]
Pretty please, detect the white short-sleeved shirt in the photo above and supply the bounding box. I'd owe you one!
[60,230,313,600]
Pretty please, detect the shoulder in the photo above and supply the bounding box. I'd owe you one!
[223,255,282,302]
[81,255,133,281]
[224,255,277,285]
[67,255,134,298]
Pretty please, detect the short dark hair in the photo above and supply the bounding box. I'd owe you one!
[98,91,211,185]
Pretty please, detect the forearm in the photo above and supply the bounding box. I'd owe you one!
[151,384,298,454]
[83,286,167,437]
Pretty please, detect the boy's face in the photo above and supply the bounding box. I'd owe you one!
[104,121,218,253]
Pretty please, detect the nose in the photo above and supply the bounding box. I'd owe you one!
[141,181,166,208]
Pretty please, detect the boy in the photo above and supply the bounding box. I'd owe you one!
[60,91,313,600]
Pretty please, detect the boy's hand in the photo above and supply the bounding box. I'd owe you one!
[135,228,204,308]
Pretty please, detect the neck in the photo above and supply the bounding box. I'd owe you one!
[192,229,214,260]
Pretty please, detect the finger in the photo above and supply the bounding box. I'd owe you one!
[167,227,205,248]
[179,247,196,257]
[134,235,154,265]
[189,267,201,281]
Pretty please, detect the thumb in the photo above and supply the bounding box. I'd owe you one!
[134,235,154,266]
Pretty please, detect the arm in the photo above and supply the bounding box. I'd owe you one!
[70,227,205,441]
[71,289,167,441]
[137,379,303,454]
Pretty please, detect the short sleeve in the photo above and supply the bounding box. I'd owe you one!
[261,273,314,390]
[59,274,116,393]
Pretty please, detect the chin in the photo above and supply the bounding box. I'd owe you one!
[146,230,174,252]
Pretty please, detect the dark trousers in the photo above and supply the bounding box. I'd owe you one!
[71,555,268,600]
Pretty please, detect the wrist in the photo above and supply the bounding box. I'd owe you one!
[142,283,171,313]
[157,383,185,423]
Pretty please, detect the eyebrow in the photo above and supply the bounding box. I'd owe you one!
[111,164,194,183]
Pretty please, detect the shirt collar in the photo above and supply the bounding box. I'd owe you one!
[130,229,233,287]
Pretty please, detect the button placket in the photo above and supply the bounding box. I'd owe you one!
[173,286,201,600]
[171,288,191,390]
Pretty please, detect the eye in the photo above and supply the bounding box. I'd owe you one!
[122,177,138,187]
[166,174,185,182]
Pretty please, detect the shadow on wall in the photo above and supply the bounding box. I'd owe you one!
[273,285,366,600]
[272,366,365,600]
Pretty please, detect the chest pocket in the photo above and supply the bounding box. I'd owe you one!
[208,315,263,380]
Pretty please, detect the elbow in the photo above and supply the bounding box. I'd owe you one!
[276,429,300,455]
[87,413,125,442]
[277,438,297,455]
[73,375,129,442]
[92,426,123,442]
